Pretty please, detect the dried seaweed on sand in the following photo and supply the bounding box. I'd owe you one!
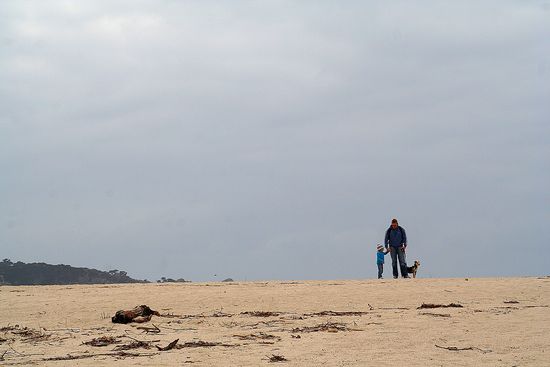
[291,322,361,333]
[304,311,370,317]
[83,336,120,347]
[44,351,157,361]
[241,311,282,317]
[177,340,238,348]
[1,325,50,342]
[419,313,451,318]
[114,340,154,350]
[435,344,492,353]
[233,332,281,341]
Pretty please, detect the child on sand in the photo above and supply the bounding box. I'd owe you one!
[376,244,389,279]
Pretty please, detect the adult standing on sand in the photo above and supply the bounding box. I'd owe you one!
[385,218,409,278]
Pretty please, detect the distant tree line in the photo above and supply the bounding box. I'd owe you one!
[0,259,147,285]
[157,276,189,283]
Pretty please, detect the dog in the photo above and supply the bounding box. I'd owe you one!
[407,260,421,278]
[112,305,160,324]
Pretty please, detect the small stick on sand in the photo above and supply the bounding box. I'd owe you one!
[7,343,24,356]
[136,324,161,334]
[156,339,179,351]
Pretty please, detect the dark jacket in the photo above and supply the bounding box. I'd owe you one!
[385,226,407,248]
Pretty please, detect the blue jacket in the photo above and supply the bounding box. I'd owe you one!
[377,251,388,264]
[385,226,407,248]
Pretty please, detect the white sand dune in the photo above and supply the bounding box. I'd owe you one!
[1,277,549,366]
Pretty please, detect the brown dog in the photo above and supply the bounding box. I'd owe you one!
[407,260,421,278]
[112,305,160,324]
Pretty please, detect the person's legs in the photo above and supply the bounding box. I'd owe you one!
[390,248,398,278]
[377,264,383,279]
[397,247,408,277]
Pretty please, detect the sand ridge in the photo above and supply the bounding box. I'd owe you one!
[1,277,549,366]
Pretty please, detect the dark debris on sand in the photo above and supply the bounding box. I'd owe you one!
[268,354,288,362]
[83,336,120,347]
[1,324,50,342]
[418,303,463,309]
[233,332,281,341]
[114,340,154,350]
[241,311,282,317]
[304,310,370,317]
[177,340,238,348]
[44,351,156,361]
[291,322,361,333]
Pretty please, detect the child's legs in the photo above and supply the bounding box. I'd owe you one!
[377,263,383,278]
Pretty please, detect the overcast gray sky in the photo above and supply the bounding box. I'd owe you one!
[1,1,549,281]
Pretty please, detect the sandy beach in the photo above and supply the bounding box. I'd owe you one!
[1,277,549,366]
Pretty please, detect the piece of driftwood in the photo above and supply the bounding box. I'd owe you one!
[418,303,463,309]
[112,305,160,324]
[435,344,492,353]
[156,339,179,351]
